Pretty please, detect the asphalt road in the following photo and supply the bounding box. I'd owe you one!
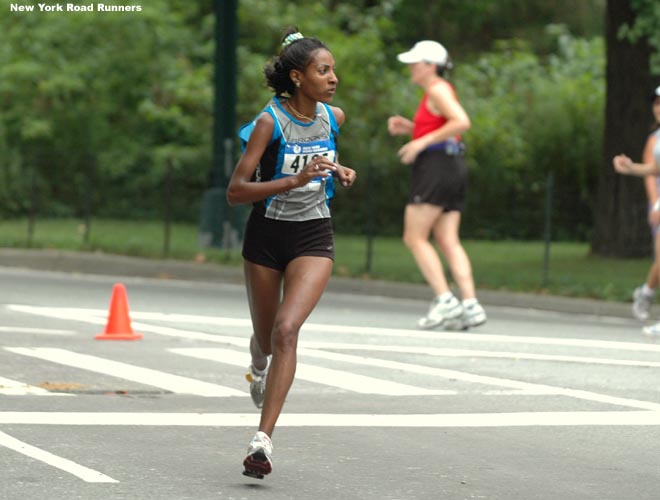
[1,264,660,500]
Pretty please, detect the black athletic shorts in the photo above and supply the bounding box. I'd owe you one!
[408,148,467,212]
[242,210,335,271]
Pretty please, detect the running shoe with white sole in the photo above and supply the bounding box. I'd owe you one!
[417,294,463,330]
[632,286,653,321]
[642,322,660,336]
[245,357,270,409]
[462,300,487,328]
[243,431,273,479]
[441,317,467,331]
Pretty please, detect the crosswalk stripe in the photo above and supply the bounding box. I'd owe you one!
[299,341,660,368]
[0,431,117,483]
[168,347,660,409]
[295,348,660,411]
[6,306,660,410]
[0,327,74,335]
[0,376,74,396]
[4,348,247,398]
[170,347,454,396]
[10,304,660,353]
[1,411,660,428]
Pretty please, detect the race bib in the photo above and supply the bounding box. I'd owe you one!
[281,141,336,176]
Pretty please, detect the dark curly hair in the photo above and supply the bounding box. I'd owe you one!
[435,59,453,77]
[264,27,328,96]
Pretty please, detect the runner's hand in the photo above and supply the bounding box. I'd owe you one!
[398,139,424,165]
[335,165,356,187]
[612,154,634,174]
[296,156,337,186]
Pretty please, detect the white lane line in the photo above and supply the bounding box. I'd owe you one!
[299,342,660,368]
[170,347,660,408]
[170,348,454,396]
[4,348,246,398]
[6,304,658,368]
[10,305,660,354]
[300,324,660,353]
[0,431,118,483]
[8,306,660,408]
[0,326,75,335]
[1,411,660,427]
[0,376,74,396]
[6,306,248,345]
[12,310,656,371]
[296,347,660,411]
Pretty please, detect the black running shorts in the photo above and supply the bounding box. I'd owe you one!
[242,210,335,271]
[408,149,467,212]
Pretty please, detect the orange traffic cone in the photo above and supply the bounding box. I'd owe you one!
[95,283,143,340]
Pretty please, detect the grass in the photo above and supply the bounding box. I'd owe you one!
[0,217,650,302]
[338,237,647,301]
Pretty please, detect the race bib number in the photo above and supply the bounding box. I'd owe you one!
[281,142,336,176]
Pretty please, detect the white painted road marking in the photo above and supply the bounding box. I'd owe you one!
[170,347,455,396]
[1,411,660,427]
[0,326,75,335]
[9,304,660,354]
[0,431,118,483]
[4,347,247,398]
[294,347,660,411]
[299,341,660,368]
[0,376,74,396]
[4,301,660,485]
[6,305,660,414]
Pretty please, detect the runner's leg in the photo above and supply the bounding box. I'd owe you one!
[403,203,449,296]
[258,255,333,437]
[244,261,282,369]
[432,210,476,300]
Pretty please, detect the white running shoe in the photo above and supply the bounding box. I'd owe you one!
[632,286,653,321]
[245,357,270,409]
[243,431,273,479]
[642,322,660,336]
[462,300,487,328]
[441,317,467,331]
[417,294,463,329]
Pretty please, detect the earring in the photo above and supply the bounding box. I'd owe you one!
[295,81,301,88]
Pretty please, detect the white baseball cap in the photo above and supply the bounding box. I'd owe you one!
[397,40,449,66]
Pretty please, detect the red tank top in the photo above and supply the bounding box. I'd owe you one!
[412,86,460,141]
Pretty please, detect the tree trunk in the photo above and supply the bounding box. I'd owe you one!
[591,0,654,257]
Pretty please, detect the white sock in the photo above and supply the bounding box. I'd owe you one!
[251,356,270,375]
[642,284,656,297]
[462,298,478,307]
[437,292,454,302]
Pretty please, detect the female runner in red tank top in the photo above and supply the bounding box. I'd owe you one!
[387,40,486,330]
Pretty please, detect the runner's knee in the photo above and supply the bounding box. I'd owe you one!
[271,319,300,353]
[403,231,425,250]
[435,234,460,255]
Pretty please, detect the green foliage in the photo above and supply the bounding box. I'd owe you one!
[0,0,606,243]
[624,0,660,73]
[391,0,605,57]
[456,29,604,240]
[0,1,212,221]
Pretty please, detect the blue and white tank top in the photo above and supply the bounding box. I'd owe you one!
[238,97,339,221]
